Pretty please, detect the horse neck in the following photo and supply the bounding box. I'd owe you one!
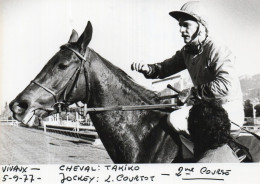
[86,50,165,163]
[87,51,159,107]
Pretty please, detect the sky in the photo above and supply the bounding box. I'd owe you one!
[1,0,260,109]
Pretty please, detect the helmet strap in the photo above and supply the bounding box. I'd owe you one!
[184,22,207,54]
[187,22,201,45]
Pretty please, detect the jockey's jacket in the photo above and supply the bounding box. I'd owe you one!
[145,37,243,105]
[197,144,240,163]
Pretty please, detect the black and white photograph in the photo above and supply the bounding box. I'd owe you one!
[1,0,260,183]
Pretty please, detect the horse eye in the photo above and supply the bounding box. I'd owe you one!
[58,63,68,70]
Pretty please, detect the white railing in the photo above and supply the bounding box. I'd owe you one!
[0,119,18,122]
[242,125,260,131]
[0,119,19,126]
[41,120,95,133]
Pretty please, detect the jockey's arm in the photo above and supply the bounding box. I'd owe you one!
[196,46,240,101]
[133,50,186,79]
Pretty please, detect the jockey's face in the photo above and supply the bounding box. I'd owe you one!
[179,18,199,44]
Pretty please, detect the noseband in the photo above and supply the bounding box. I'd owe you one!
[31,45,91,112]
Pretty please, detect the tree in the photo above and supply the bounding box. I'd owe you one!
[0,102,12,119]
[255,104,260,117]
[244,99,253,117]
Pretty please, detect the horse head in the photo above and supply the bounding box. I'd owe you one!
[10,21,93,126]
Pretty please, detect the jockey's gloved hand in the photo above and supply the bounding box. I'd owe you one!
[178,87,201,106]
[131,62,150,74]
[178,88,192,105]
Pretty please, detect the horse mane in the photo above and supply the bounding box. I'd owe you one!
[93,50,160,104]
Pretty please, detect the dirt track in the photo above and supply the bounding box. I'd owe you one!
[0,124,112,164]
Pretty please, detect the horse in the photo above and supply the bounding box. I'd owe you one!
[9,21,183,163]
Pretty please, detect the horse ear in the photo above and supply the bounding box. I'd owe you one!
[68,29,79,43]
[77,21,93,52]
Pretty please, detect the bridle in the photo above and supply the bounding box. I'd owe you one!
[31,45,91,113]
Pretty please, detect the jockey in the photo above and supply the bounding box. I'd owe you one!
[131,1,244,138]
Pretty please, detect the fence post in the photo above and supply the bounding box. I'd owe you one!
[76,121,79,132]
[43,122,46,133]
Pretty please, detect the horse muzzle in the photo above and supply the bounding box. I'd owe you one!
[9,99,49,127]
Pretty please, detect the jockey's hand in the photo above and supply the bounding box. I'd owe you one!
[178,87,201,106]
[178,88,192,105]
[179,87,201,106]
[131,62,150,74]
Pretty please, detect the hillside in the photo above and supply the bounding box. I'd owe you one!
[240,74,260,100]
[178,73,260,101]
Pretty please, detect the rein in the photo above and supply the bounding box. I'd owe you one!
[70,104,180,113]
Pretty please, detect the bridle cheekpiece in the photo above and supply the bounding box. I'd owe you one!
[31,45,91,113]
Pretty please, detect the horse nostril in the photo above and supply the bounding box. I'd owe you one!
[19,101,29,110]
[12,101,29,115]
